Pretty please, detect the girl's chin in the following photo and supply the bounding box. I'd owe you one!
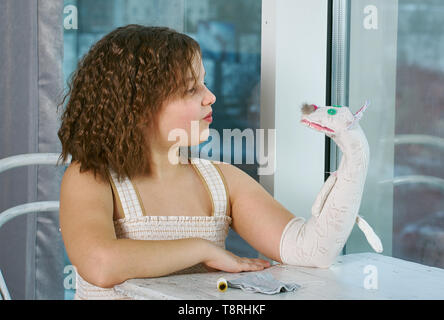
[199,127,210,139]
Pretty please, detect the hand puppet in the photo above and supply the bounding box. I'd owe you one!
[280,101,383,268]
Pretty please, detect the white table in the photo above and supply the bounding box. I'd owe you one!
[113,253,444,300]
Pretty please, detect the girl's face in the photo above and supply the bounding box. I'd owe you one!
[154,56,216,148]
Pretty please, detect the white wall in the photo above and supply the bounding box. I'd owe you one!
[260,0,328,222]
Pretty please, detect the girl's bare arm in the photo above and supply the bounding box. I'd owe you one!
[213,162,296,263]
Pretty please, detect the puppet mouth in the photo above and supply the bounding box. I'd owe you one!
[300,119,335,133]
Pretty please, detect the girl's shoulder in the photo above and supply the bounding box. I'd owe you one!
[60,162,113,214]
[208,160,264,203]
[62,161,110,190]
[206,160,242,198]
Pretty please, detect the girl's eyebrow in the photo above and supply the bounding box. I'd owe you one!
[186,71,206,82]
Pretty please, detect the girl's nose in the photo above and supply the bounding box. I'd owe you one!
[204,88,216,106]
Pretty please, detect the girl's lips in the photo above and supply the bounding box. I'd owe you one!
[203,111,213,122]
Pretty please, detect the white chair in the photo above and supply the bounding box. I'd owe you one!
[379,134,444,190]
[0,153,71,300]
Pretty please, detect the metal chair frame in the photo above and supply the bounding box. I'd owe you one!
[0,153,71,300]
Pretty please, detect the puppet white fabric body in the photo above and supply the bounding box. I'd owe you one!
[279,101,383,268]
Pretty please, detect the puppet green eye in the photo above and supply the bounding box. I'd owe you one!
[328,108,337,115]
[332,105,342,108]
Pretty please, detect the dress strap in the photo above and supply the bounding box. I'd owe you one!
[189,157,230,217]
[107,168,144,219]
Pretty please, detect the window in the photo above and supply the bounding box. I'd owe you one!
[340,0,444,269]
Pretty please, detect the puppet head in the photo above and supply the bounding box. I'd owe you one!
[300,100,370,137]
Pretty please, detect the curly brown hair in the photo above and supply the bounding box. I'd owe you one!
[57,24,201,183]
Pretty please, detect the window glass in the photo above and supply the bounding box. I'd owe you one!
[344,0,444,270]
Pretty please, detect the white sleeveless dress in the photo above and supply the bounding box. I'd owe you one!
[74,157,232,300]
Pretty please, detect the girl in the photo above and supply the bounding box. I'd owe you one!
[57,24,294,300]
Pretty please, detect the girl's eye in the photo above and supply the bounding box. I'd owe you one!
[187,82,208,94]
[187,87,196,94]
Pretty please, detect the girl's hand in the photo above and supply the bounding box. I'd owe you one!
[202,241,271,273]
